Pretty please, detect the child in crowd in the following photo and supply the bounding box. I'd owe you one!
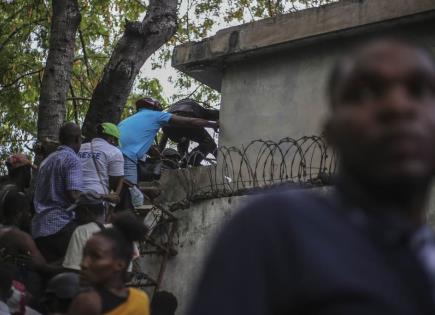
[67,212,149,315]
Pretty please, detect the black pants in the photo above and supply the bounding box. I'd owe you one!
[162,126,217,166]
[35,220,77,263]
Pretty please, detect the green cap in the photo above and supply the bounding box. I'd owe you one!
[101,122,120,139]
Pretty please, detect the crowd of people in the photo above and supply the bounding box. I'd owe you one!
[1,37,435,315]
[0,97,211,314]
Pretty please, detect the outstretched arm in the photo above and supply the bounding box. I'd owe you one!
[169,115,219,130]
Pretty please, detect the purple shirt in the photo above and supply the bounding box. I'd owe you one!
[32,145,83,238]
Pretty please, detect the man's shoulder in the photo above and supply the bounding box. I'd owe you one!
[74,222,101,234]
[231,187,338,232]
[245,187,333,214]
[79,142,91,151]
[71,222,101,240]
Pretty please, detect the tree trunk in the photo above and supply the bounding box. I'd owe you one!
[37,0,81,152]
[82,0,178,139]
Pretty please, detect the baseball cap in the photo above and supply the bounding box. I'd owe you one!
[100,122,120,140]
[135,97,162,111]
[6,153,35,170]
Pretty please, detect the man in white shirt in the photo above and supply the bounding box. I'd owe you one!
[78,123,124,203]
[63,196,138,272]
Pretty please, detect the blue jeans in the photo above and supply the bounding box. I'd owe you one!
[124,155,138,185]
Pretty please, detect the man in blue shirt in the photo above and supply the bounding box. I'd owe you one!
[118,97,219,185]
[32,122,83,263]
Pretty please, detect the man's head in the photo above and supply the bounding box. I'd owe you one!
[96,122,120,146]
[6,154,33,189]
[136,97,163,112]
[2,191,32,230]
[325,38,435,191]
[59,122,82,153]
[43,272,80,314]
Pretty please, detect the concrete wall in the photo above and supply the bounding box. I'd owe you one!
[144,0,435,314]
[137,195,249,315]
[218,23,435,148]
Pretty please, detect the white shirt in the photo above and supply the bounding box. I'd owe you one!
[63,222,138,271]
[0,301,10,315]
[78,138,124,195]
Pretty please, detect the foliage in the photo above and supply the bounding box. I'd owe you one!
[0,0,338,173]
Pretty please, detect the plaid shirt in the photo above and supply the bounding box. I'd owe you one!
[32,146,83,238]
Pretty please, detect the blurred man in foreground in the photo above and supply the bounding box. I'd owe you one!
[187,39,435,315]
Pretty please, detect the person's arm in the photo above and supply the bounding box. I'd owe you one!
[67,291,101,315]
[9,229,64,276]
[102,150,125,204]
[169,115,219,130]
[10,229,46,267]
[102,176,122,204]
[109,176,122,192]
[65,156,83,202]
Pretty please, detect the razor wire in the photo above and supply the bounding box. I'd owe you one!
[176,136,337,202]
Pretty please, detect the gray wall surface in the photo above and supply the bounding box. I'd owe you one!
[141,6,435,315]
[218,24,435,149]
[137,195,249,315]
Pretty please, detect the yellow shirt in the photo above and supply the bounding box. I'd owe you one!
[104,288,150,315]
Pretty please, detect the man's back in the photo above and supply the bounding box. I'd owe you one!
[118,109,172,161]
[32,146,82,238]
[78,138,124,195]
[188,189,435,315]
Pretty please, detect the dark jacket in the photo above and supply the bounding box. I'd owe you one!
[187,188,435,315]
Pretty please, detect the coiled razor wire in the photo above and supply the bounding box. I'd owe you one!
[178,136,337,202]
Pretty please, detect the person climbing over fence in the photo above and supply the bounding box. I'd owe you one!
[118,97,219,186]
[159,99,219,166]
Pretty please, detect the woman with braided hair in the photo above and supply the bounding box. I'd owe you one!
[67,212,149,315]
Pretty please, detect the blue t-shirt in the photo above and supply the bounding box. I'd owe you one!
[118,108,172,161]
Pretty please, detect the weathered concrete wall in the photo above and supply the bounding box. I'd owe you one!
[219,26,435,148]
[144,2,435,314]
[137,195,249,315]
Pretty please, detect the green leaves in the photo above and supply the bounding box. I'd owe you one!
[0,0,337,174]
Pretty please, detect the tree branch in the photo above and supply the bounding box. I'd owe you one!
[78,28,92,80]
[0,18,46,53]
[1,68,44,89]
[82,0,178,138]
[69,85,79,124]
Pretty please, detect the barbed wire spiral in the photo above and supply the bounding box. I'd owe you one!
[174,136,337,203]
